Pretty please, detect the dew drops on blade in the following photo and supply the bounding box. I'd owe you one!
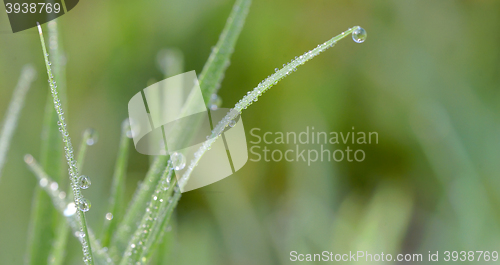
[352,26,367,43]
[79,198,91,212]
[79,175,91,189]
[170,152,186,170]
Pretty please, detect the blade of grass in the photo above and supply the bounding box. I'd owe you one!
[28,20,68,265]
[45,20,69,265]
[0,64,36,180]
[24,154,114,265]
[37,22,94,265]
[101,119,130,247]
[46,22,77,261]
[180,26,361,189]
[198,0,251,105]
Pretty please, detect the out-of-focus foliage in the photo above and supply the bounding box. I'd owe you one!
[0,0,499,264]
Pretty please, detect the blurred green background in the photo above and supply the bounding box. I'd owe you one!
[1,0,500,264]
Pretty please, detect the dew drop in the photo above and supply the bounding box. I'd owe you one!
[170,152,186,170]
[79,175,91,189]
[352,26,367,43]
[64,202,77,216]
[229,119,236,128]
[78,198,91,212]
[85,128,98,146]
[105,212,113,220]
[50,182,58,191]
[40,178,48,187]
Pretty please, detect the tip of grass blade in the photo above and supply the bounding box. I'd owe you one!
[37,22,42,35]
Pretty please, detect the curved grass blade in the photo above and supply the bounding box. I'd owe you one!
[37,22,94,265]
[179,26,361,189]
[101,119,130,247]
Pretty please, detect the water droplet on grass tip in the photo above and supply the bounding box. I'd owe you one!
[229,119,236,128]
[79,175,91,189]
[78,198,91,212]
[352,26,367,43]
[170,152,186,170]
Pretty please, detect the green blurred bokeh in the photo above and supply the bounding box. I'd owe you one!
[1,0,500,264]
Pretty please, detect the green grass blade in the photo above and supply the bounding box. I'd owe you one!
[37,22,94,265]
[179,26,361,189]
[101,120,130,247]
[24,154,114,265]
[0,64,36,180]
[44,21,71,265]
[198,0,252,104]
